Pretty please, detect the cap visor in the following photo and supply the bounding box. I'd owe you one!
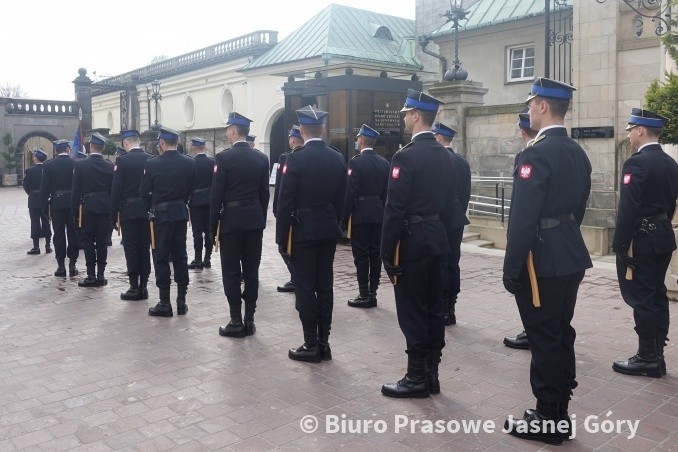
[400,106,414,112]
[625,124,638,131]
[526,93,538,103]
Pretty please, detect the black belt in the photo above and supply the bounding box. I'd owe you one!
[84,191,108,198]
[357,195,380,201]
[30,190,40,194]
[636,213,667,225]
[225,198,258,208]
[297,204,332,213]
[154,200,184,211]
[192,187,210,194]
[407,213,439,224]
[540,213,575,229]
[124,196,143,203]
[54,190,71,197]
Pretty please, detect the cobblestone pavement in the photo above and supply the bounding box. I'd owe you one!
[0,186,675,451]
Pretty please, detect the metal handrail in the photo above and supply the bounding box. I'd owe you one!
[469,176,513,225]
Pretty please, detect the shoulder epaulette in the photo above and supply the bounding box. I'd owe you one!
[398,142,414,153]
[527,135,546,147]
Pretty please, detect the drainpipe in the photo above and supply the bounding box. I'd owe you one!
[418,36,447,81]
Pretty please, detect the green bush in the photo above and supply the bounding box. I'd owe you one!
[1,133,17,175]
[645,73,678,145]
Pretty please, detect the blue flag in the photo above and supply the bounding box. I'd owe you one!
[71,124,82,159]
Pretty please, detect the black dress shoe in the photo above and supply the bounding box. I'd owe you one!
[219,321,246,338]
[187,259,204,270]
[288,344,322,363]
[148,302,173,317]
[503,330,530,350]
[203,258,211,268]
[347,295,376,308]
[120,288,142,301]
[69,266,79,277]
[244,321,256,336]
[97,277,108,286]
[381,376,430,399]
[78,276,100,287]
[54,266,67,277]
[504,407,565,445]
[27,247,40,255]
[276,281,295,292]
[140,289,149,300]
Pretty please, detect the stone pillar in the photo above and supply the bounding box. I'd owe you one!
[73,68,93,133]
[428,80,488,157]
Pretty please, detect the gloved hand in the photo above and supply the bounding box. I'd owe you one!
[278,243,290,259]
[616,250,636,269]
[503,274,523,294]
[111,219,119,232]
[383,260,403,278]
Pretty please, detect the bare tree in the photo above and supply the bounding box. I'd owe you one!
[0,82,28,98]
[150,55,169,64]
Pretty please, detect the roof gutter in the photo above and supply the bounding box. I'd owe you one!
[418,36,446,82]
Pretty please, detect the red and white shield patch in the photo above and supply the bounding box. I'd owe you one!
[391,166,401,179]
[213,164,218,174]
[519,164,532,180]
[347,168,352,176]
[282,164,288,175]
[623,173,632,185]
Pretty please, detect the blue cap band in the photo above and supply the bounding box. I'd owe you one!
[529,84,572,100]
[403,97,439,112]
[628,115,665,128]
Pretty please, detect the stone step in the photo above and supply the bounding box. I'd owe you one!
[463,239,495,248]
[462,232,480,242]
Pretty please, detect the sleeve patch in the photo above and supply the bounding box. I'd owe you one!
[519,164,532,180]
[347,168,352,176]
[282,164,288,175]
[391,166,400,179]
[623,173,632,185]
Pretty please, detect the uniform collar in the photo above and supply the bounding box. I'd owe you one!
[637,142,660,153]
[360,148,374,154]
[412,130,434,140]
[304,138,323,145]
[535,125,566,139]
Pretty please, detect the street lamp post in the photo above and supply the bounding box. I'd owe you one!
[442,0,469,81]
[150,79,162,130]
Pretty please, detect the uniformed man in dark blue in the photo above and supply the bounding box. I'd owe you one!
[111,130,152,300]
[380,90,457,399]
[503,109,538,351]
[41,140,80,277]
[188,137,215,270]
[612,108,678,379]
[276,105,347,362]
[433,122,471,325]
[246,134,256,149]
[115,146,127,157]
[72,133,115,287]
[23,148,52,255]
[210,113,270,338]
[341,124,389,309]
[273,125,304,293]
[502,78,592,445]
[140,126,195,317]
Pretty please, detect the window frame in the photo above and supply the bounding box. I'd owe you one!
[507,44,535,82]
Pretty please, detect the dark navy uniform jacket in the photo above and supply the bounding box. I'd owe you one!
[275,139,347,244]
[139,150,195,223]
[504,127,592,279]
[612,143,678,255]
[446,146,471,229]
[273,149,296,216]
[209,142,270,234]
[41,154,76,211]
[72,154,114,214]
[380,132,457,262]
[189,153,215,208]
[23,163,45,209]
[110,148,152,222]
[341,148,390,225]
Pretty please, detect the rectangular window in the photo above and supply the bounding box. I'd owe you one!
[508,45,535,82]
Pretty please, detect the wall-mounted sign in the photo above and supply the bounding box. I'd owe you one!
[374,109,401,132]
[571,126,614,139]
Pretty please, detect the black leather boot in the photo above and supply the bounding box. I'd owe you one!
[448,296,457,325]
[69,259,79,277]
[243,304,255,336]
[425,350,441,394]
[203,245,212,268]
[219,311,245,337]
[559,399,573,440]
[45,238,52,254]
[318,324,332,361]
[657,336,668,376]
[54,260,66,277]
[78,273,99,287]
[503,330,530,350]
[176,285,188,315]
[381,355,430,398]
[96,267,107,287]
[139,275,149,300]
[289,328,322,363]
[613,336,662,378]
[149,287,173,317]
[188,259,204,270]
[27,239,40,255]
[121,276,142,300]
[369,280,379,306]
[504,400,565,445]
[348,284,374,308]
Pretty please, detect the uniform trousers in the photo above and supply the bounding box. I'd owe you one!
[121,218,151,278]
[616,252,672,340]
[29,208,51,239]
[189,205,211,256]
[393,254,446,359]
[442,227,464,300]
[350,222,382,285]
[81,212,111,274]
[152,220,189,288]
[291,239,337,329]
[219,229,263,316]
[515,270,584,403]
[50,208,79,262]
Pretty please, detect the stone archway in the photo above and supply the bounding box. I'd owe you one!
[16,131,59,179]
[261,103,286,170]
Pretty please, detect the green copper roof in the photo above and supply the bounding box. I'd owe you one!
[430,0,572,37]
[242,4,422,71]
